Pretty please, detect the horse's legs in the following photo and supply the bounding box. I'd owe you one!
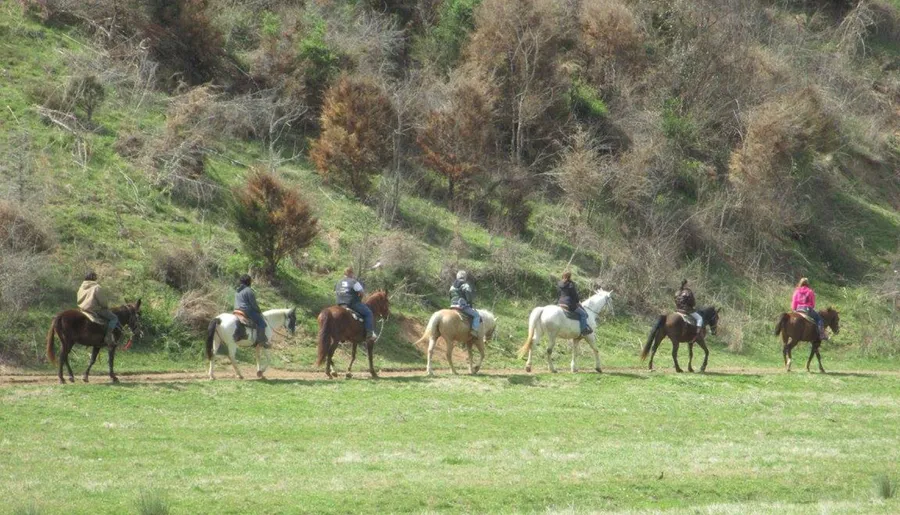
[62,343,75,383]
[473,339,485,375]
[107,345,119,383]
[447,341,457,375]
[584,335,601,373]
[346,340,358,379]
[782,336,790,371]
[813,342,825,373]
[227,343,243,380]
[671,339,683,373]
[255,346,270,379]
[209,337,221,380]
[325,340,338,379]
[697,339,710,373]
[365,338,377,379]
[648,332,665,371]
[426,337,438,376]
[525,328,540,373]
[57,341,68,384]
[546,335,558,373]
[687,341,695,373]
[786,342,797,372]
[83,346,101,382]
[467,343,475,375]
[569,339,579,373]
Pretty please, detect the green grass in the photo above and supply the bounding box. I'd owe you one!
[2,371,899,513]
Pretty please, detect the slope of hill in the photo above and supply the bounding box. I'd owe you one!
[0,0,898,376]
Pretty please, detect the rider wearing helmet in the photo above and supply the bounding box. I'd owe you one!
[77,270,119,346]
[336,267,376,342]
[557,271,592,336]
[792,277,827,340]
[675,279,703,329]
[450,270,481,337]
[234,274,268,346]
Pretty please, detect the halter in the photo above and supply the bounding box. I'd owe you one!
[583,297,610,317]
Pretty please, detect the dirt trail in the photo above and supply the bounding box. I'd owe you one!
[2,365,897,386]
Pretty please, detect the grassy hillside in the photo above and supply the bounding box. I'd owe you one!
[0,0,898,378]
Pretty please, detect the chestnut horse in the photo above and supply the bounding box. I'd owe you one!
[640,306,721,373]
[45,300,144,384]
[315,291,390,379]
[774,308,840,373]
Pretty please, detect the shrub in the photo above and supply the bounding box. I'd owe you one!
[413,0,480,70]
[310,76,397,199]
[145,0,224,86]
[373,232,426,289]
[64,75,105,122]
[152,244,210,291]
[173,289,221,332]
[232,168,319,278]
[0,202,53,253]
[577,0,645,78]
[136,489,169,515]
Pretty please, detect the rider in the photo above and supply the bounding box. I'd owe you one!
[675,279,703,329]
[450,270,481,338]
[234,274,268,346]
[557,271,592,336]
[77,271,119,346]
[791,277,827,340]
[335,267,376,342]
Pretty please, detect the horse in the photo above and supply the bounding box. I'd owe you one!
[774,307,840,373]
[414,309,497,376]
[45,300,144,384]
[205,307,296,380]
[518,289,614,374]
[315,291,390,379]
[640,306,721,373]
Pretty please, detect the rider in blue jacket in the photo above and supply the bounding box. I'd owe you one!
[335,267,376,342]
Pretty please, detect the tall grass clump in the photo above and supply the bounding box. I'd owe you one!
[136,489,170,515]
[873,475,896,500]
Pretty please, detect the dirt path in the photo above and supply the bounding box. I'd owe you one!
[2,365,897,386]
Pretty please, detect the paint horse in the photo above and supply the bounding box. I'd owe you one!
[206,308,296,380]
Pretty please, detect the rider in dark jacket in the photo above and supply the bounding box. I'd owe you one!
[335,267,376,341]
[450,270,481,337]
[675,279,703,328]
[558,271,592,336]
[234,274,267,345]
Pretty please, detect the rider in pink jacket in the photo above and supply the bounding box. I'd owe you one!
[791,278,827,340]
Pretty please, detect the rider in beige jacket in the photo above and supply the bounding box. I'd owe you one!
[77,271,119,345]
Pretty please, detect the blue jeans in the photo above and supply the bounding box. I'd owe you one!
[798,307,824,332]
[457,306,481,332]
[348,301,374,334]
[573,305,589,333]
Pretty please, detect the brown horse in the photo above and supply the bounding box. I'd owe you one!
[774,308,840,373]
[315,291,389,379]
[640,306,721,373]
[46,300,144,384]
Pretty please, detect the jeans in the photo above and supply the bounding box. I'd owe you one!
[798,307,824,332]
[458,306,481,332]
[573,305,589,333]
[248,311,268,343]
[348,300,374,334]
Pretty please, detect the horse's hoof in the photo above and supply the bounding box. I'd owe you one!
[238,375,244,380]
[58,378,66,384]
[675,369,684,374]
[370,373,379,379]
[111,376,120,383]
[345,373,353,379]
[595,367,602,374]
[551,369,558,374]
[83,376,89,383]
[473,366,480,375]
[69,377,75,383]
[525,365,532,373]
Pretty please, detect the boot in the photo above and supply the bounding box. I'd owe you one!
[366,331,378,343]
[470,327,480,338]
[580,326,593,336]
[104,330,116,346]
[819,325,829,341]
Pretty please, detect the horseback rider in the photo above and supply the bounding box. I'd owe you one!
[335,267,376,342]
[557,271,592,336]
[77,271,119,346]
[675,279,704,329]
[791,277,827,340]
[234,274,268,346]
[450,270,481,338]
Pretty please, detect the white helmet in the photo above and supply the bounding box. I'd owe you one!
[456,270,467,280]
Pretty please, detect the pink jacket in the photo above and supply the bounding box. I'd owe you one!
[791,286,816,311]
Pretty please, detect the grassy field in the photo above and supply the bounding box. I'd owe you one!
[2,368,899,514]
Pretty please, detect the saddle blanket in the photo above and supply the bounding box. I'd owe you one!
[793,310,815,324]
[451,307,473,320]
[79,309,105,326]
[559,306,581,321]
[676,311,701,326]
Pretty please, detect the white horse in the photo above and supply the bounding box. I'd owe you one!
[518,289,614,373]
[205,308,296,380]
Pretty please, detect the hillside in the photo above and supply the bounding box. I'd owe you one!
[0,0,898,376]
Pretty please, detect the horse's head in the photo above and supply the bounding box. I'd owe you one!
[822,307,840,335]
[704,307,722,336]
[366,291,390,319]
[584,289,613,315]
[287,307,297,336]
[124,298,144,339]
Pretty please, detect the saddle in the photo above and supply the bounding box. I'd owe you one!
[793,310,816,325]
[79,309,105,326]
[676,310,699,326]
[451,306,473,321]
[232,310,256,343]
[341,306,364,323]
[559,305,581,321]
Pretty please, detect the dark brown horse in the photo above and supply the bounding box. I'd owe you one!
[640,306,721,373]
[774,307,840,373]
[46,300,143,384]
[315,291,390,379]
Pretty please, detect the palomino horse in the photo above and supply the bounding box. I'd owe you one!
[641,306,721,373]
[774,307,840,373]
[45,300,144,384]
[518,289,614,374]
[206,308,296,380]
[316,291,390,379]
[414,308,497,376]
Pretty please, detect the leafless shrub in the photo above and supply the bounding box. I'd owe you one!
[0,202,53,312]
[837,0,876,57]
[174,288,222,332]
[0,202,53,253]
[152,244,211,291]
[551,127,615,208]
[577,0,645,81]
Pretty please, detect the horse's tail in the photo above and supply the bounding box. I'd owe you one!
[315,311,331,367]
[413,311,442,347]
[46,316,58,364]
[774,313,789,336]
[206,318,220,360]
[641,315,666,361]
[517,307,543,359]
